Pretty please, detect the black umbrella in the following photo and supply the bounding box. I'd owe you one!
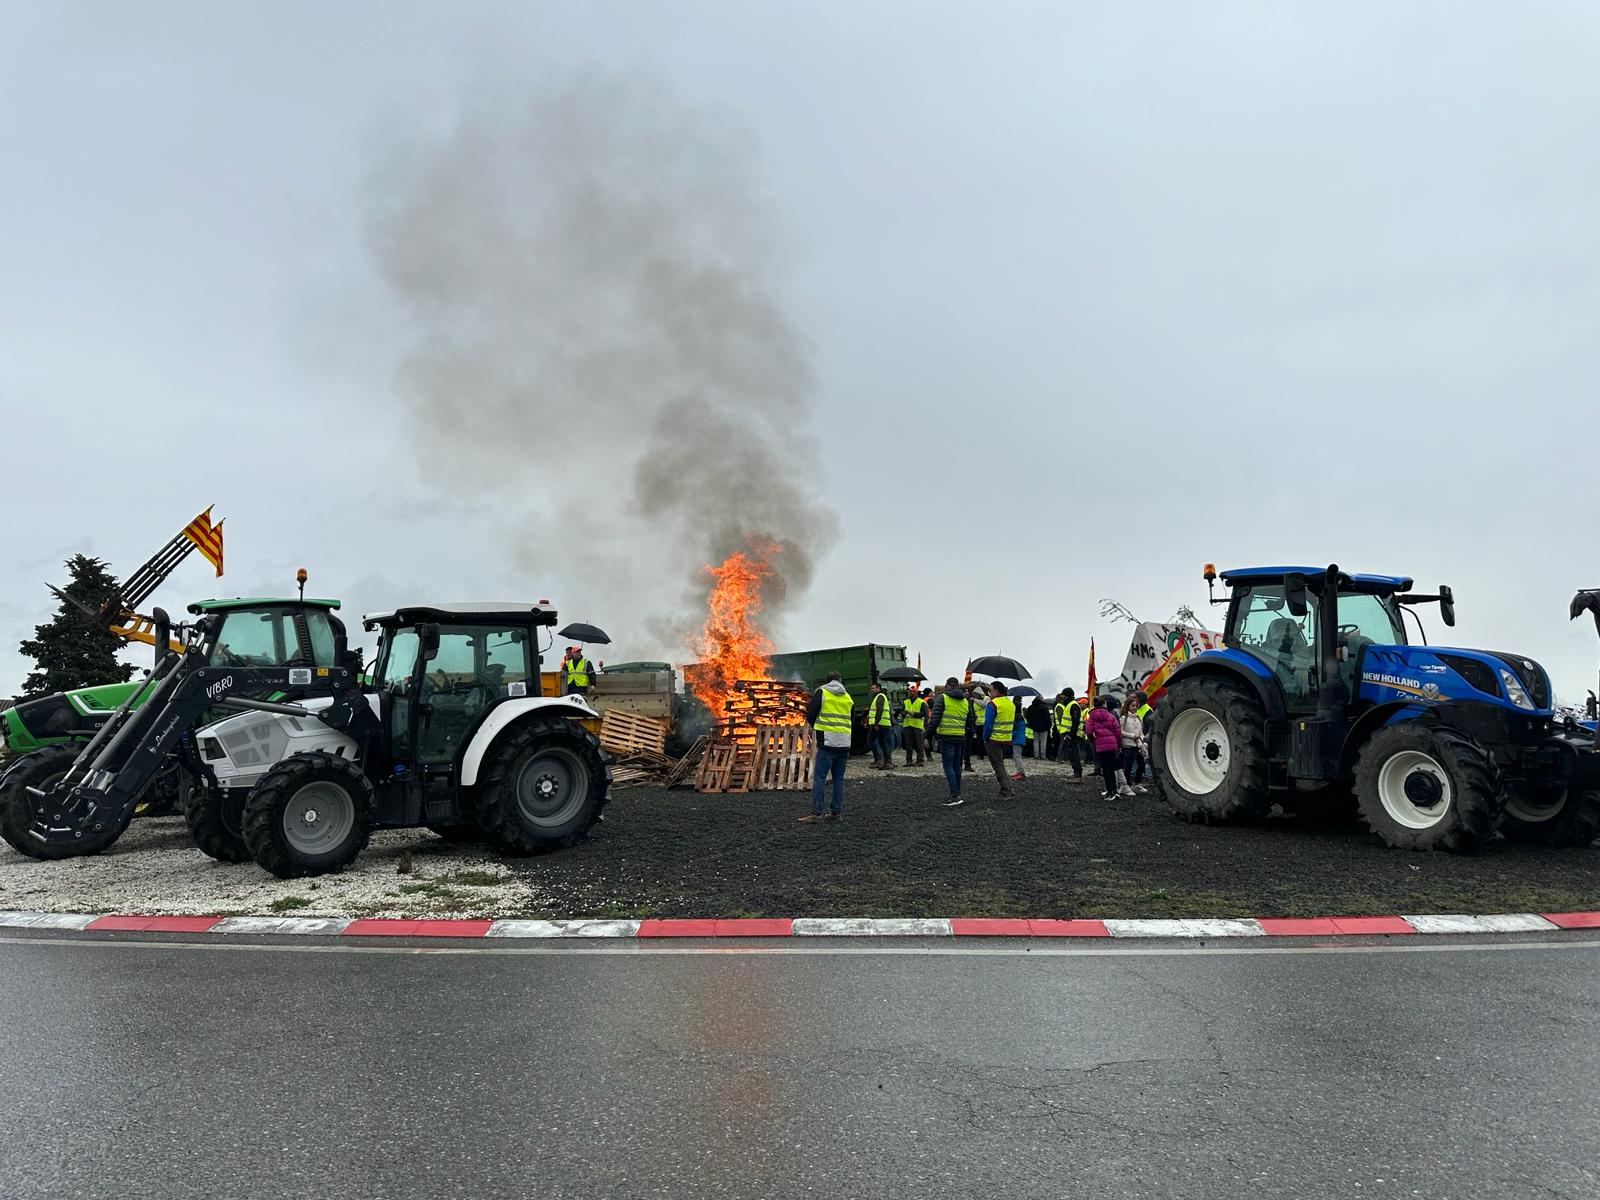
[1007,685,1042,699]
[967,655,1031,680]
[558,622,612,645]
[879,666,926,683]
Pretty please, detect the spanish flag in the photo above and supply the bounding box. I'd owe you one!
[183,506,224,577]
[1085,638,1097,702]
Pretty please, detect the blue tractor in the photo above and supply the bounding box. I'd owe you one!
[1148,564,1600,852]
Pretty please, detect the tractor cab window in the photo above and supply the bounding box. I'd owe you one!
[1233,585,1318,711]
[415,625,520,764]
[304,611,338,666]
[1335,592,1404,654]
[212,610,300,668]
[485,631,532,694]
[378,629,420,694]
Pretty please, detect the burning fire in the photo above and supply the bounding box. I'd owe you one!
[689,541,779,720]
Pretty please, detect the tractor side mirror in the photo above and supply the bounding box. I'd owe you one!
[417,623,441,663]
[1439,585,1456,628]
[1283,574,1310,619]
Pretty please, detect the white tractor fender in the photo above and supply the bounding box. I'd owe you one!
[460,696,601,786]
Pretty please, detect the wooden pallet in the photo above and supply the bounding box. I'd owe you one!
[695,740,739,793]
[609,749,679,789]
[695,738,760,794]
[753,726,816,791]
[662,736,710,789]
[599,709,668,757]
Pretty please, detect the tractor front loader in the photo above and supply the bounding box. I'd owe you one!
[0,609,370,861]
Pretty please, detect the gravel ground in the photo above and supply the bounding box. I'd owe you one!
[2,754,1597,918]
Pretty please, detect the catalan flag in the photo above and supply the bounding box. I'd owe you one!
[1085,638,1097,702]
[182,506,224,577]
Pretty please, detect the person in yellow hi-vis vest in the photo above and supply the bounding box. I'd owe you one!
[866,682,894,770]
[981,682,1018,800]
[801,671,853,823]
[928,677,975,806]
[1058,687,1086,783]
[901,686,928,767]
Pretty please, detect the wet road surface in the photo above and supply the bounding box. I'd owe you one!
[2,932,1597,1199]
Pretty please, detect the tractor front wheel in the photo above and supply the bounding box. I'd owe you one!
[474,716,609,854]
[184,781,251,863]
[241,752,374,879]
[1353,724,1502,852]
[1501,783,1600,848]
[0,744,131,860]
[1149,678,1272,824]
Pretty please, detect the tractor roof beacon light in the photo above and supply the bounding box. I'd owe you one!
[1203,563,1225,607]
[297,568,308,603]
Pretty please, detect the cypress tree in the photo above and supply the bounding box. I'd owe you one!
[18,556,134,698]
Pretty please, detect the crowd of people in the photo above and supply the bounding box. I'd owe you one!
[800,673,1156,822]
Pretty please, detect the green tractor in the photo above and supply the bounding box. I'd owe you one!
[0,596,349,858]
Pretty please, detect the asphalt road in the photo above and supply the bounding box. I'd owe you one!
[2,934,1598,1200]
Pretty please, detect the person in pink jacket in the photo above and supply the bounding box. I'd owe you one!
[1084,697,1133,798]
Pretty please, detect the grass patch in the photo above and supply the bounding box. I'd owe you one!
[268,895,313,913]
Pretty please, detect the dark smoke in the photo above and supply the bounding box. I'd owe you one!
[361,67,837,654]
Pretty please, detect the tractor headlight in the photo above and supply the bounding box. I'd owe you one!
[1499,669,1535,710]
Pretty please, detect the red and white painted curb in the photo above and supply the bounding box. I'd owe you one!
[3,910,1599,939]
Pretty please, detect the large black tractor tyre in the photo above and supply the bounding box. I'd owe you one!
[1501,783,1600,848]
[241,751,375,879]
[1149,678,1272,824]
[474,716,610,854]
[183,780,251,863]
[0,744,132,860]
[1353,723,1503,852]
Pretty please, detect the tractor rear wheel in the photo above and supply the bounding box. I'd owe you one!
[184,781,251,863]
[474,716,609,854]
[1354,723,1502,852]
[1501,783,1600,848]
[1149,678,1272,824]
[242,751,374,879]
[0,744,131,860]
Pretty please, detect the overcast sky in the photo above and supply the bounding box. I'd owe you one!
[3,2,1599,705]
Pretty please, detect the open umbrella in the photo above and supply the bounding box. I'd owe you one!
[879,666,926,683]
[967,655,1031,680]
[558,622,612,645]
[1007,685,1042,699]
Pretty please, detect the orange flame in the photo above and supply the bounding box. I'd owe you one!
[689,541,779,720]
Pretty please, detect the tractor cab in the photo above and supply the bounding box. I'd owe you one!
[188,597,347,672]
[363,603,555,772]
[1218,566,1420,714]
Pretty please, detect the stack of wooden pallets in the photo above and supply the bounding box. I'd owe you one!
[598,710,668,757]
[718,680,811,743]
[696,723,815,794]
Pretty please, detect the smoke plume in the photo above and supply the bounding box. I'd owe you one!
[361,67,837,654]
